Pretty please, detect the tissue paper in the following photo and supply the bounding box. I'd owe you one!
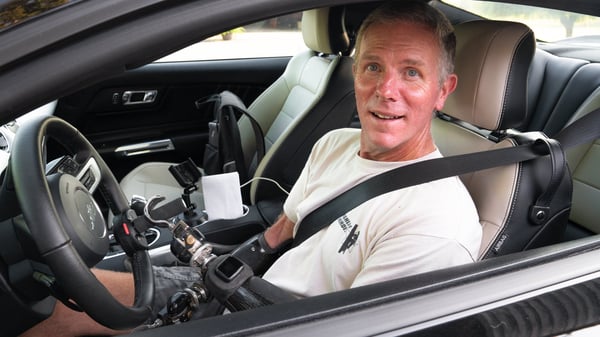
[201,172,244,220]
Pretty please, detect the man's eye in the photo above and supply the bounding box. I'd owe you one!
[366,64,379,72]
[407,69,419,77]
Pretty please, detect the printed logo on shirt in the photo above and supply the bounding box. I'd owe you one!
[337,215,360,254]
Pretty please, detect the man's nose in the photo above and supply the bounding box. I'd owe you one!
[375,71,400,101]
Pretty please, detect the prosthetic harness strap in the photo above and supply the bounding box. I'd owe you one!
[293,107,600,247]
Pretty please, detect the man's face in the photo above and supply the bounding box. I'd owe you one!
[353,21,457,162]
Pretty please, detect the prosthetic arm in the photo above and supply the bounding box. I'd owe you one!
[137,196,295,326]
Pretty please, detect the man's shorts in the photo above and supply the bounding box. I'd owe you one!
[152,265,200,315]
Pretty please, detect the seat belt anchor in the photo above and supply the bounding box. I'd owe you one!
[530,205,550,225]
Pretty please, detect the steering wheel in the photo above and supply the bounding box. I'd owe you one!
[10,115,154,329]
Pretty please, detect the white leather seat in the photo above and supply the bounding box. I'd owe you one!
[119,7,351,210]
[432,20,572,259]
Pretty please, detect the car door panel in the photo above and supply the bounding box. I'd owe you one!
[54,56,290,180]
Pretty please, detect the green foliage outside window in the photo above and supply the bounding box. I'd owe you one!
[0,0,72,31]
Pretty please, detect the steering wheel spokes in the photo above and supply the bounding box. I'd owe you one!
[47,154,102,194]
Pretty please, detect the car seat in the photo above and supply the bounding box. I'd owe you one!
[432,20,572,259]
[118,7,355,212]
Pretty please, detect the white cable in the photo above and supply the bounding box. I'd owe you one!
[240,176,289,195]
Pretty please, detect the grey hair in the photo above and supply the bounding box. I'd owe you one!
[354,1,456,84]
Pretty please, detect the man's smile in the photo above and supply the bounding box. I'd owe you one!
[371,111,404,120]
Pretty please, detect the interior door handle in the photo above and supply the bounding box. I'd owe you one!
[122,90,158,105]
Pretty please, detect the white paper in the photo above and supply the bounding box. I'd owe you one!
[201,172,244,220]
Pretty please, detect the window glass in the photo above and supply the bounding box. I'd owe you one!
[443,0,600,43]
[155,12,305,62]
[0,0,77,32]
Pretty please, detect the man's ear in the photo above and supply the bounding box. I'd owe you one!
[435,73,458,111]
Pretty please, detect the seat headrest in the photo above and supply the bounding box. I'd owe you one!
[443,20,535,131]
[302,7,350,54]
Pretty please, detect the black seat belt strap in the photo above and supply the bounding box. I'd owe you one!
[293,139,549,246]
[293,106,600,247]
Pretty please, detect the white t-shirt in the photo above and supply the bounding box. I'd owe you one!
[262,128,482,297]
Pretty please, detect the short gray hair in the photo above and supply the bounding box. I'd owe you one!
[354,1,456,83]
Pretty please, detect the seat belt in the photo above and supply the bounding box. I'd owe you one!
[292,106,600,247]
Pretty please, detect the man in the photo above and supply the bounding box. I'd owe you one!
[21,1,481,335]
[260,0,479,296]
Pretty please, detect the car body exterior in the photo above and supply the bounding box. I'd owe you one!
[1,0,600,336]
